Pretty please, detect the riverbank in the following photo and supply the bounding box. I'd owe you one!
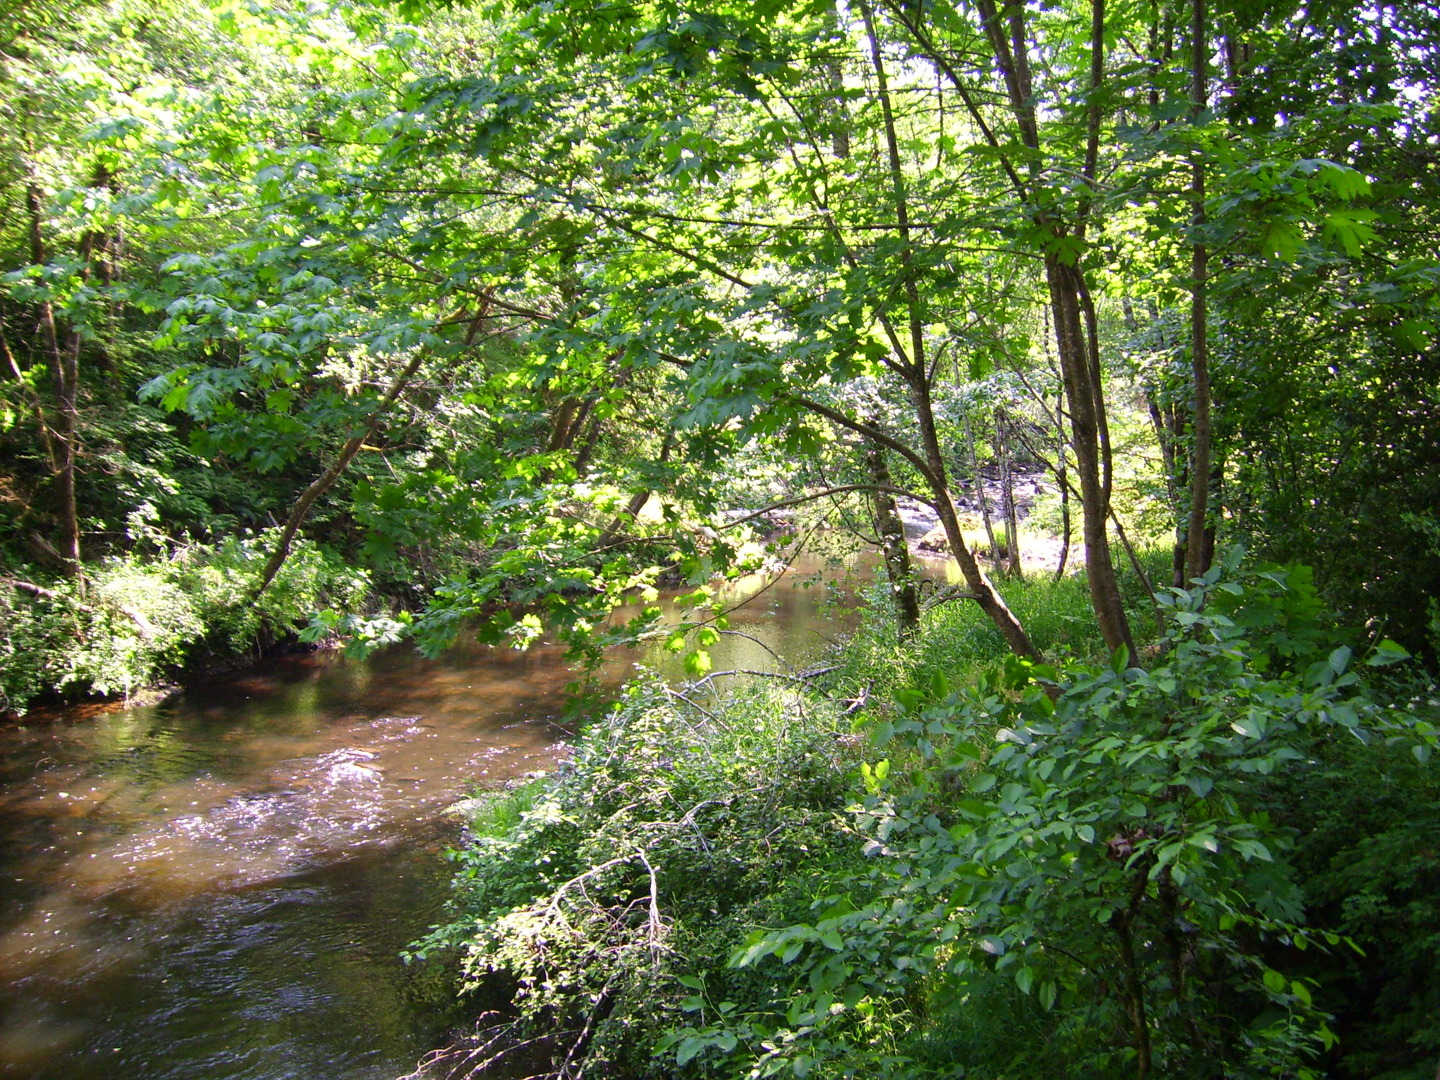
[0,528,371,719]
[0,549,876,1080]
[413,555,1440,1080]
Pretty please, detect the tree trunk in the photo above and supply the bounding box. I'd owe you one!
[860,0,1038,660]
[966,413,1002,570]
[997,406,1023,579]
[27,181,83,582]
[865,433,920,641]
[964,0,1135,656]
[1047,256,1135,658]
[1053,385,1072,581]
[1184,0,1214,584]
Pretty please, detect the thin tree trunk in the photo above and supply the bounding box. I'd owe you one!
[860,0,1039,660]
[1184,0,1213,583]
[571,410,604,477]
[254,347,430,597]
[1053,386,1072,581]
[866,432,920,640]
[966,413,1001,569]
[997,406,1023,579]
[969,0,1134,656]
[27,181,82,581]
[1048,256,1135,658]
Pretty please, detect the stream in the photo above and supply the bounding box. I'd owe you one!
[0,551,900,1080]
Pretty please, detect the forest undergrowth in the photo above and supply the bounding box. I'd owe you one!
[409,550,1439,1080]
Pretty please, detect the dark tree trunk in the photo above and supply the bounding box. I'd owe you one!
[27,182,83,582]
[1184,0,1214,584]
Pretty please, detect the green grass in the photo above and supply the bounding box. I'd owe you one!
[835,541,1172,715]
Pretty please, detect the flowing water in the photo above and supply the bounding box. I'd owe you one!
[0,551,891,1080]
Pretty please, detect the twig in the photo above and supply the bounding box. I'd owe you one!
[661,686,728,728]
[716,628,787,667]
[633,847,667,959]
[717,484,923,530]
[689,666,838,690]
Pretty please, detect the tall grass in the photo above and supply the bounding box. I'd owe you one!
[834,541,1172,714]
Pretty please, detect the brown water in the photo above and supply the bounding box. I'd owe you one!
[0,552,885,1080]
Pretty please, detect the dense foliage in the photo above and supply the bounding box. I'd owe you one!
[4,0,1438,710]
[418,560,1438,1080]
[3,0,1439,1076]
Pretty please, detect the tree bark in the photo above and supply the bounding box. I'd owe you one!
[1184,0,1214,584]
[865,432,921,640]
[1047,256,1135,658]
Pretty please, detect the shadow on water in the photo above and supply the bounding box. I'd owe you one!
[0,550,882,1080]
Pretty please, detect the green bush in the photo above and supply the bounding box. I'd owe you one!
[709,556,1435,1080]
[406,675,868,1079]
[0,528,369,712]
[414,554,1438,1080]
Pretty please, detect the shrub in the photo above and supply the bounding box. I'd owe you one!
[0,528,369,712]
[710,555,1435,1080]
[404,675,868,1080]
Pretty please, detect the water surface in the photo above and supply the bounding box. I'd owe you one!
[0,551,884,1080]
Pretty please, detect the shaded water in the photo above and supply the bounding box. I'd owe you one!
[0,551,886,1080]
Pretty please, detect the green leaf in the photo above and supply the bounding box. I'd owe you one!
[1184,774,1213,799]
[1365,639,1410,667]
[676,1036,707,1065]
[1038,980,1057,1011]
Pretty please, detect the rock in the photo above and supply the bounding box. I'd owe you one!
[917,524,950,552]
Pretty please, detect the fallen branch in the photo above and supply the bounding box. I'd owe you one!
[2,576,59,599]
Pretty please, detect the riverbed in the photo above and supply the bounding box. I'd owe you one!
[0,551,891,1080]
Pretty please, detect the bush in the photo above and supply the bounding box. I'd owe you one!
[412,554,1438,1080]
[0,528,369,712]
[712,555,1435,1080]
[404,675,868,1080]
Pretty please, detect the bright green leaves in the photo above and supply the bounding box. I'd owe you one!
[719,560,1430,1079]
[1216,156,1377,264]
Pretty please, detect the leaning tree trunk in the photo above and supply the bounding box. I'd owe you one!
[254,347,430,597]
[860,0,1039,660]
